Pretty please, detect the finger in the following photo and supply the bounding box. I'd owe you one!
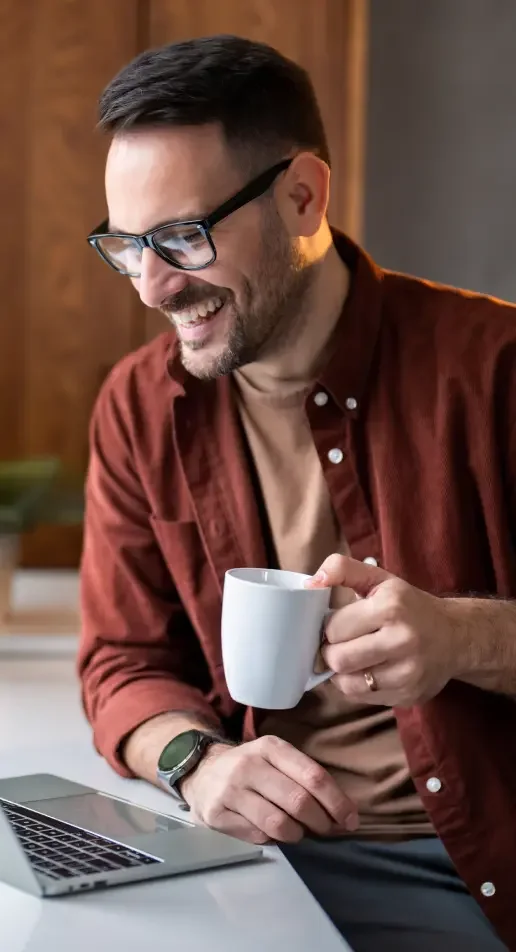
[261,736,358,830]
[323,632,391,674]
[324,598,384,644]
[231,789,304,843]
[306,554,391,597]
[215,810,272,845]
[333,660,411,700]
[252,763,335,837]
[195,805,270,845]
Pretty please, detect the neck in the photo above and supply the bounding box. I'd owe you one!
[238,237,350,393]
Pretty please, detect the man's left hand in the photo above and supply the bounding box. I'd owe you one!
[306,555,465,707]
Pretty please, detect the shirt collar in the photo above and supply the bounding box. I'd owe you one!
[317,230,384,414]
[166,229,384,409]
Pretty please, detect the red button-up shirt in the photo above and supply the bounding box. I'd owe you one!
[79,233,516,948]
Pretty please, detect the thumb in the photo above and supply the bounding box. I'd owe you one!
[305,554,391,597]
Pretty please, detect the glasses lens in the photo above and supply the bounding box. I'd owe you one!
[153,223,214,269]
[96,235,142,275]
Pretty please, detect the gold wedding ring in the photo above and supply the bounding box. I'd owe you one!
[364,670,379,692]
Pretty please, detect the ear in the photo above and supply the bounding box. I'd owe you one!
[275,152,330,238]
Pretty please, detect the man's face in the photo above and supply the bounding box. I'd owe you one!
[105,125,314,378]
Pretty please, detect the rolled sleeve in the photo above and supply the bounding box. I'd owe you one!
[78,369,220,774]
[87,675,219,776]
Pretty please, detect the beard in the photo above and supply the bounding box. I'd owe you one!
[159,204,317,380]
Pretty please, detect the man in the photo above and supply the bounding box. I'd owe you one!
[80,35,516,951]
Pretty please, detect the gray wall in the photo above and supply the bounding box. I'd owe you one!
[364,0,516,301]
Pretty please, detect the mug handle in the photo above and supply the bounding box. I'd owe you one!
[304,609,334,692]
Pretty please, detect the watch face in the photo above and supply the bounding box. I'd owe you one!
[158,730,199,773]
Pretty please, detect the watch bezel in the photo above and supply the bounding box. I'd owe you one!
[157,729,203,776]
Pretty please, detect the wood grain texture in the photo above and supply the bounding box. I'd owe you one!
[0,0,31,460]
[0,1,144,566]
[344,0,369,240]
[148,0,368,238]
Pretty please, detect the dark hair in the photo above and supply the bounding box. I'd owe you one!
[98,34,331,169]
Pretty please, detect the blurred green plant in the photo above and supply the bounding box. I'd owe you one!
[0,457,84,534]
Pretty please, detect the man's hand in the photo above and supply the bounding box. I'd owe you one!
[180,734,359,844]
[306,554,465,707]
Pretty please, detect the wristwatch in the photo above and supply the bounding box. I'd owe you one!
[157,729,230,808]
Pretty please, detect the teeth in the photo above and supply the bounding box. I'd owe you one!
[175,297,223,324]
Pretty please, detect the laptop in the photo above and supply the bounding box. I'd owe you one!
[0,773,261,897]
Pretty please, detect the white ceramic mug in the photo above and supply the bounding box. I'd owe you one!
[221,568,333,709]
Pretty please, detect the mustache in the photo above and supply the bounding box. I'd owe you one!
[160,283,229,314]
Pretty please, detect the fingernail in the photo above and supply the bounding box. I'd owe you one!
[345,813,360,832]
[311,570,328,585]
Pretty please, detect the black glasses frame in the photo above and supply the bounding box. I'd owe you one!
[87,158,293,277]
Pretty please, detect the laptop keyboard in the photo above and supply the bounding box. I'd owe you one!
[1,799,162,880]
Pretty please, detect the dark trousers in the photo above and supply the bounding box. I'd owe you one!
[281,837,507,951]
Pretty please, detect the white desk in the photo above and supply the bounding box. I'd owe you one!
[0,648,351,952]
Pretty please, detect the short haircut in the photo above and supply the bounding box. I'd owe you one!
[98,34,331,170]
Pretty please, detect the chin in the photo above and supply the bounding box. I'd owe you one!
[180,343,236,380]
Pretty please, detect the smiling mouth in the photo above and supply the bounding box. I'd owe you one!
[172,296,225,327]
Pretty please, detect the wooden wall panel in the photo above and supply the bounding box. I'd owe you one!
[0,0,144,566]
[0,1,31,461]
[148,0,368,239]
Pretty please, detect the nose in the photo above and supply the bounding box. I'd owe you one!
[136,247,189,308]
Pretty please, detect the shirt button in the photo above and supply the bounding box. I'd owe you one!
[345,397,358,411]
[314,391,328,407]
[426,777,442,794]
[363,556,378,567]
[328,448,344,465]
[480,882,496,898]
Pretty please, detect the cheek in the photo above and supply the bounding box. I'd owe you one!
[194,260,247,303]
[210,222,262,284]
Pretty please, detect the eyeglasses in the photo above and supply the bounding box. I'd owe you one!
[87,158,293,277]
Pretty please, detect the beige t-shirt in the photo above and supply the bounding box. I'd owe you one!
[234,371,433,838]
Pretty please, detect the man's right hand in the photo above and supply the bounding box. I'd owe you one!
[180,734,359,845]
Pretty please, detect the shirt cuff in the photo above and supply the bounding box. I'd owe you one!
[89,678,222,776]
